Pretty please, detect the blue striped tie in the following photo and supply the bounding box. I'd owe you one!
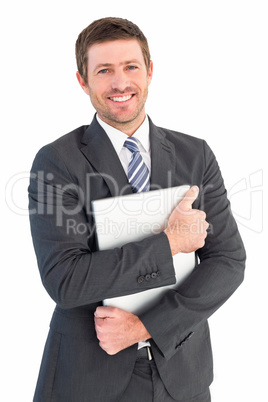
[124,137,150,193]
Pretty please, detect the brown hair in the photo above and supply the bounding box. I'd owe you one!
[75,17,151,84]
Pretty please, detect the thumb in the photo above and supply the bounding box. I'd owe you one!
[179,186,199,212]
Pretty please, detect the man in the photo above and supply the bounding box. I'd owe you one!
[28,17,246,402]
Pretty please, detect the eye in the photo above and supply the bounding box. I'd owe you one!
[98,68,109,74]
[127,65,138,70]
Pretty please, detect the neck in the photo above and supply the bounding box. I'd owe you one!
[97,113,146,136]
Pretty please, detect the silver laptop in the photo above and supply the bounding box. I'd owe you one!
[91,185,196,314]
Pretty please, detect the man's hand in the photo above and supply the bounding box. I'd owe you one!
[164,186,209,256]
[94,306,151,355]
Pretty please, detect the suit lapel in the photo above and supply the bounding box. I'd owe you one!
[80,116,133,197]
[80,115,176,196]
[149,118,176,190]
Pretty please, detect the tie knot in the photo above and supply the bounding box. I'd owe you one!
[124,137,139,154]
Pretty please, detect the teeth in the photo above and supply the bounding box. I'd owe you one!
[110,95,132,102]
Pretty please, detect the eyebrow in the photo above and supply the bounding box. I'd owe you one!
[93,59,142,73]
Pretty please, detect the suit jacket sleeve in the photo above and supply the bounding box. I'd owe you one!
[139,140,246,361]
[28,143,176,309]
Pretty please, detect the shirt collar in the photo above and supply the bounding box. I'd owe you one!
[96,114,150,156]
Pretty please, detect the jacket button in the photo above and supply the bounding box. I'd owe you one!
[145,274,151,281]
[151,272,157,279]
[137,276,145,284]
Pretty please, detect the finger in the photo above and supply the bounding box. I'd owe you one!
[179,186,199,212]
[94,316,104,326]
[94,306,117,318]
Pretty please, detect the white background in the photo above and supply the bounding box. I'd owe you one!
[1,1,267,401]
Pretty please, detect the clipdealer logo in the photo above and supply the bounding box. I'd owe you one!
[5,169,264,234]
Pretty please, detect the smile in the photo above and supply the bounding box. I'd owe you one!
[109,95,134,102]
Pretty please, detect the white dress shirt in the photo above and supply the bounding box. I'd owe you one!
[96,114,151,350]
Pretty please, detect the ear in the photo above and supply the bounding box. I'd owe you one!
[76,71,90,95]
[147,60,153,86]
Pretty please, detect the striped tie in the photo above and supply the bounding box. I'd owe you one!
[124,137,150,193]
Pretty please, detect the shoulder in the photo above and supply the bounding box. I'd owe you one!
[149,119,218,176]
[150,118,207,156]
[159,125,203,146]
[43,125,89,154]
[33,125,88,159]
[30,125,89,175]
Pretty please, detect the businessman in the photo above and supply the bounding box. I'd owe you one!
[28,17,246,402]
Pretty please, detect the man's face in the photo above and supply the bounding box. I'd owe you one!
[77,39,153,134]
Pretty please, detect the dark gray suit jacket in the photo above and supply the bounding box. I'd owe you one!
[28,115,246,401]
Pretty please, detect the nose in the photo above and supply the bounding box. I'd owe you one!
[111,69,129,92]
